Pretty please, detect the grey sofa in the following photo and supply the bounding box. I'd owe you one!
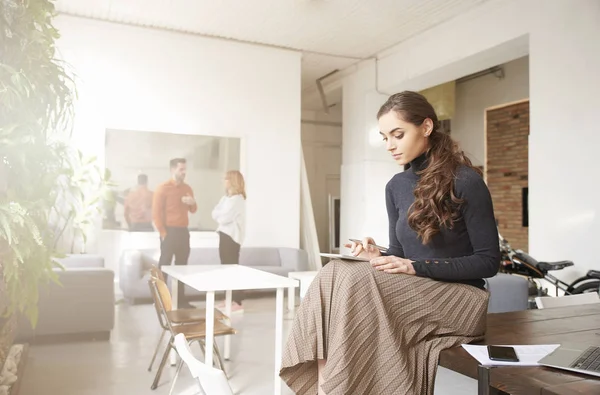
[16,254,115,342]
[119,247,310,304]
[485,273,529,313]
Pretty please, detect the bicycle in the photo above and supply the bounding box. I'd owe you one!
[498,233,599,307]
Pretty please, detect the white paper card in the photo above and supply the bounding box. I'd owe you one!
[461,344,561,366]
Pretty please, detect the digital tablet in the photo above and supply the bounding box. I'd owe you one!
[320,253,370,262]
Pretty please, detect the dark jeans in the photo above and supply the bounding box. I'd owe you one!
[158,227,190,304]
[218,231,243,305]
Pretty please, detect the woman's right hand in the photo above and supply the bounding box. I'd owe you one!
[344,237,382,260]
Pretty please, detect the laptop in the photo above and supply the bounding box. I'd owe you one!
[538,343,600,377]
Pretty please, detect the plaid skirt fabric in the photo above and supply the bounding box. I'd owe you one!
[280,260,489,395]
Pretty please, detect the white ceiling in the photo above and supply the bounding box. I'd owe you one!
[56,0,488,110]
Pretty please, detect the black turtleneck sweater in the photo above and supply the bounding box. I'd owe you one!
[385,153,500,289]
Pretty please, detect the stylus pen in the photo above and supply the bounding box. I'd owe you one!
[348,239,388,252]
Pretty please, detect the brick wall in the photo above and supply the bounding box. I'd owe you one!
[486,100,529,251]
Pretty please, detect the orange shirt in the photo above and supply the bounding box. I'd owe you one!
[124,186,153,224]
[152,179,197,236]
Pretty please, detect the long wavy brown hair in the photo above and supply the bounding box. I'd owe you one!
[377,91,481,244]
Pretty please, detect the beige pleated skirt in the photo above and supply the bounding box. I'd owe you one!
[280,260,489,395]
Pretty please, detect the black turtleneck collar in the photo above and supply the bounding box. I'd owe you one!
[408,151,428,173]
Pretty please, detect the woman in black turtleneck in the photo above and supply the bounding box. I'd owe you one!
[280,91,500,395]
[374,149,499,289]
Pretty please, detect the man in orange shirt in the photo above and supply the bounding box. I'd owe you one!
[152,158,197,306]
[124,174,154,231]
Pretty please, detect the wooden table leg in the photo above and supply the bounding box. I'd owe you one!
[478,365,504,395]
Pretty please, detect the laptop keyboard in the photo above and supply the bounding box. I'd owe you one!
[570,346,600,372]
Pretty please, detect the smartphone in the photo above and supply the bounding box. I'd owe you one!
[487,345,519,362]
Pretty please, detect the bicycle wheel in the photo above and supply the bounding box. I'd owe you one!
[570,280,600,295]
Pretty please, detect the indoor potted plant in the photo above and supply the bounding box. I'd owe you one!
[0,0,109,375]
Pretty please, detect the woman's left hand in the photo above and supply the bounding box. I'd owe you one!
[370,256,416,275]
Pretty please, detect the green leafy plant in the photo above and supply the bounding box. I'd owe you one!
[0,0,109,365]
[51,151,113,254]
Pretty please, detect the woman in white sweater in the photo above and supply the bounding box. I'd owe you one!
[212,170,246,313]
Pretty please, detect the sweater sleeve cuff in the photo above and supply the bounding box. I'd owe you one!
[411,261,428,277]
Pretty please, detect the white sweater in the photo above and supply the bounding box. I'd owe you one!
[211,194,246,245]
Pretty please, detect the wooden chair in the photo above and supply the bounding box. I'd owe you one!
[535,292,600,309]
[173,333,234,395]
[147,265,228,372]
[149,278,236,394]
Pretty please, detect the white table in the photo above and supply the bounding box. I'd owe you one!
[161,265,298,395]
[287,271,318,312]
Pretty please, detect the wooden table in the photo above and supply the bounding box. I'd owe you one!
[439,304,600,395]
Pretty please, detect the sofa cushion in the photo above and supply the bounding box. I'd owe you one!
[17,267,115,340]
[56,254,105,269]
[137,247,289,267]
[240,248,281,267]
[485,273,529,313]
[251,266,289,277]
[188,248,221,265]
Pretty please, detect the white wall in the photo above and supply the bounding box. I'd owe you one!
[341,61,399,250]
[301,106,342,253]
[342,0,600,284]
[376,0,530,93]
[55,15,302,250]
[528,1,600,285]
[453,56,529,166]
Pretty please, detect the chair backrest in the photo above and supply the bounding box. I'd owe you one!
[149,265,166,282]
[154,277,173,312]
[148,279,170,330]
[535,293,600,309]
[173,333,234,395]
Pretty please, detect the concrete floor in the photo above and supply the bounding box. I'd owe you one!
[20,296,478,395]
